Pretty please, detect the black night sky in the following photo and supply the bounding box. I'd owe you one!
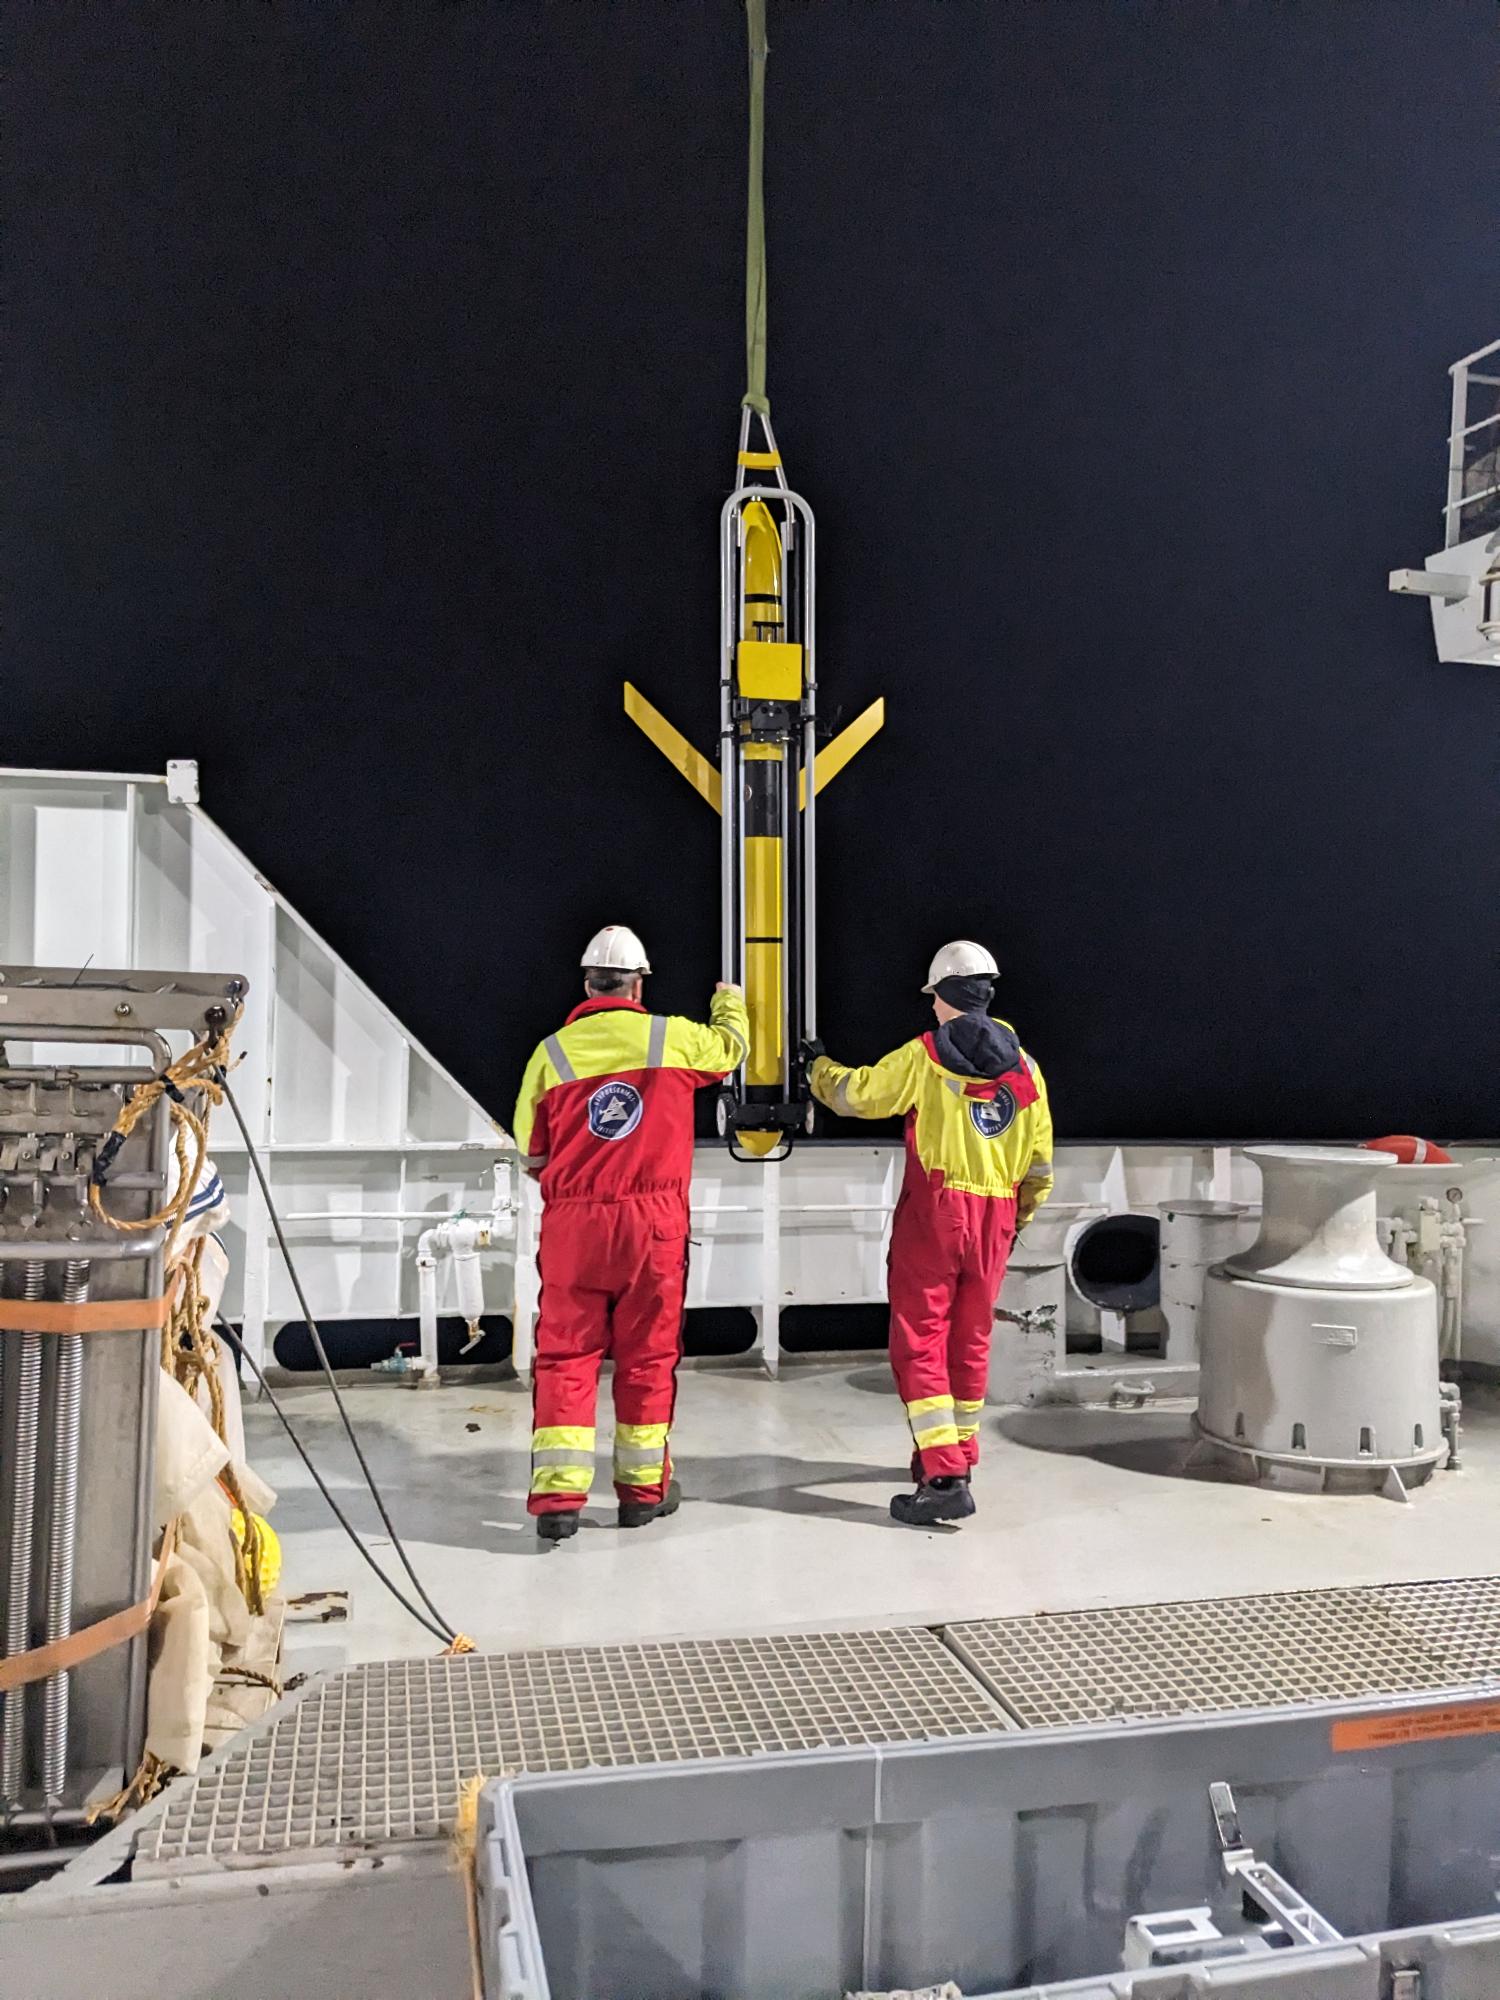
[4,1,1497,1140]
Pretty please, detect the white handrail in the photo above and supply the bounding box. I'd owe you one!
[1452,336,1500,370]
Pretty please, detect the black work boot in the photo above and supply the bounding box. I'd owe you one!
[618,1479,681,1529]
[890,1477,977,1527]
[911,1450,973,1487]
[536,1511,580,1543]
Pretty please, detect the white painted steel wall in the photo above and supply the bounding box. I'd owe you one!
[536,1139,1500,1384]
[514,1142,1253,1381]
[0,769,510,1367]
[513,1143,901,1378]
[14,771,1500,1385]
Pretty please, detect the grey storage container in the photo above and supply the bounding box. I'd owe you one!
[477,1690,1500,2000]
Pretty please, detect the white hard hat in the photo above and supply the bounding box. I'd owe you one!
[922,940,998,993]
[581,925,651,974]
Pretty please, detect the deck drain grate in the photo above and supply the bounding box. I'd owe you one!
[141,1626,1005,1864]
[947,1574,1500,1729]
[141,1578,1500,1867]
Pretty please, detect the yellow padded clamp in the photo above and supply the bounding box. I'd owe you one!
[737,640,803,700]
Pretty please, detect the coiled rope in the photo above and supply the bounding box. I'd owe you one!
[89,1008,270,1613]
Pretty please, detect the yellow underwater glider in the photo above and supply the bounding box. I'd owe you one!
[625,0,882,1158]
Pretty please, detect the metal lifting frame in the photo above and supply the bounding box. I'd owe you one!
[718,407,818,1160]
[0,969,243,1824]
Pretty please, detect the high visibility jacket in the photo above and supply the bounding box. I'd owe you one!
[810,1021,1054,1202]
[513,991,749,1204]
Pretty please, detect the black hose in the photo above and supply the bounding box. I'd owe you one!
[213,1316,452,1647]
[215,1071,461,1646]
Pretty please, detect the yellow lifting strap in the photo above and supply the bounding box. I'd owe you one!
[743,0,769,417]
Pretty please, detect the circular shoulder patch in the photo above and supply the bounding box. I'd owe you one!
[969,1087,1017,1139]
[587,1079,644,1141]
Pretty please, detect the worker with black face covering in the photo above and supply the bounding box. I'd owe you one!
[805,943,1053,1525]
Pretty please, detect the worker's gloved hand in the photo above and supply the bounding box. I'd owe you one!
[1015,1185,1043,1229]
[799,1036,826,1066]
[714,981,743,995]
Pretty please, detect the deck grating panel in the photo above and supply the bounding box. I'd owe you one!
[142,1626,1003,1862]
[141,1576,1500,1865]
[948,1574,1500,1728]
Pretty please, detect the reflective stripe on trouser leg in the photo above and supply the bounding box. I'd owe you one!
[609,1202,689,1502]
[613,1420,670,1497]
[530,1426,596,1503]
[954,1398,984,1470]
[948,1194,1017,1473]
[887,1183,979,1481]
[906,1394,959,1455]
[530,1198,615,1514]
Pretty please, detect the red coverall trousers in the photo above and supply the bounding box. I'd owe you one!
[887,1176,1017,1481]
[529,1191,688,1516]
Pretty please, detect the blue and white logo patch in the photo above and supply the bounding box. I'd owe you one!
[969,1088,1017,1139]
[587,1080,644,1141]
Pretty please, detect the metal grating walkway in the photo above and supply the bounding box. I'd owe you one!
[140,1577,1500,1869]
[947,1574,1500,1729]
[143,1626,1005,1865]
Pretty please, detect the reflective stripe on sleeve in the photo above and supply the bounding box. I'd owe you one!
[1023,1161,1053,1180]
[542,1034,576,1084]
[647,1016,668,1068]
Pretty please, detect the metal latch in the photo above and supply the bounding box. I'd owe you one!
[1209,1781,1343,1949]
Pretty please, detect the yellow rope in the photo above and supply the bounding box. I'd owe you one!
[453,1774,486,2000]
[88,1010,239,1247]
[216,1664,283,1699]
[100,1008,272,1619]
[86,1751,175,1825]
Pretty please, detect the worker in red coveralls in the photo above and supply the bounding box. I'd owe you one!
[807,941,1053,1527]
[511,927,749,1544]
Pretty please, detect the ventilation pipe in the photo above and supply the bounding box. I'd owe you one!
[416,1218,490,1378]
[1069,1213,1162,1349]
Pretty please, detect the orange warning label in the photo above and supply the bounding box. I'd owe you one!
[1332,1700,1500,1752]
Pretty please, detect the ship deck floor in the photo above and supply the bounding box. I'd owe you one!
[242,1358,1500,1677]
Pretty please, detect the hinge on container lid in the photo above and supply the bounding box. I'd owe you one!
[1389,1970,1421,2000]
[1209,1781,1245,1856]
